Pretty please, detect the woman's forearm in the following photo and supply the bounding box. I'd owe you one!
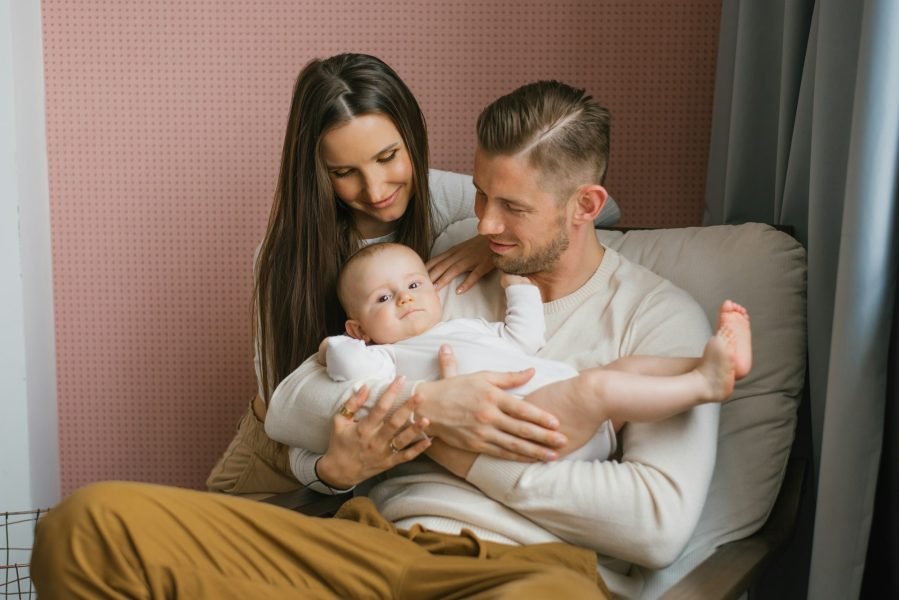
[264,355,417,450]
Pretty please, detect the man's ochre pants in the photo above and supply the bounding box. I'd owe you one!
[32,481,610,599]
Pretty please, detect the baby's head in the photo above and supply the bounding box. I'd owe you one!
[338,243,444,344]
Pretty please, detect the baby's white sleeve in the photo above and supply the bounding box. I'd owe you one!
[325,335,396,382]
[495,284,546,354]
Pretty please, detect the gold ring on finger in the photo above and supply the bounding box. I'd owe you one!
[338,404,355,419]
[389,438,400,454]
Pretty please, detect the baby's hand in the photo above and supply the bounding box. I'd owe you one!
[500,272,532,288]
[316,338,329,365]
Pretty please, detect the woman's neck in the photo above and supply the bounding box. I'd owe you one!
[355,214,395,239]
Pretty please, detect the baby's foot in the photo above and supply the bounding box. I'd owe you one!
[717,300,752,378]
[696,332,736,402]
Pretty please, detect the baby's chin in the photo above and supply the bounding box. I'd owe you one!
[410,313,442,335]
[374,313,442,345]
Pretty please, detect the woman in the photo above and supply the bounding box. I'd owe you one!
[206,53,490,495]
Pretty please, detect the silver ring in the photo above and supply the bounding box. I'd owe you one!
[389,438,400,454]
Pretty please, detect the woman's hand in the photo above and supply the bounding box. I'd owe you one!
[315,377,431,490]
[413,345,567,462]
[426,235,495,294]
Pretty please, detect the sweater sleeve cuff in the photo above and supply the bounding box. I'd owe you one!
[302,453,355,495]
[465,454,529,501]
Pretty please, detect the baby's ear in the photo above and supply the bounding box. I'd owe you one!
[345,320,370,343]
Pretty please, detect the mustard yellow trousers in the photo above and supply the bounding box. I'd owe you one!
[32,481,609,599]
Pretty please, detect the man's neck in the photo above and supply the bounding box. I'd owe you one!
[528,232,605,302]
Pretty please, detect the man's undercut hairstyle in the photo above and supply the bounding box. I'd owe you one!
[476,80,611,197]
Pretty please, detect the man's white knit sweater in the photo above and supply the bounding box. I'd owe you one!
[265,221,717,597]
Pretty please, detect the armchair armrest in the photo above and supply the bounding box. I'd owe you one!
[661,455,808,600]
[261,487,352,517]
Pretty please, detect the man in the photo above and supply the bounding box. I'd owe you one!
[266,80,716,596]
[33,81,715,599]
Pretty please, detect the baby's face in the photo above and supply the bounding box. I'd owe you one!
[345,247,444,344]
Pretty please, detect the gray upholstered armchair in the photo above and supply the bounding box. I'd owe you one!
[265,223,809,599]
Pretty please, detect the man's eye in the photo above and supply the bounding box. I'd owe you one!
[377,294,391,303]
[377,150,398,163]
[409,282,420,289]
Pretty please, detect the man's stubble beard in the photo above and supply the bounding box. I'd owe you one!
[494,215,570,275]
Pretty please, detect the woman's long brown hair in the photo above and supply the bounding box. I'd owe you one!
[255,54,432,401]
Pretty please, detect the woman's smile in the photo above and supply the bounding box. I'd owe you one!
[370,186,401,209]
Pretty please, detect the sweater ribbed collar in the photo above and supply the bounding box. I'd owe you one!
[543,246,618,314]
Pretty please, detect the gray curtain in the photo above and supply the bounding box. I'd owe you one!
[705,1,899,598]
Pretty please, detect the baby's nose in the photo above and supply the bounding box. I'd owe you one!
[398,293,414,305]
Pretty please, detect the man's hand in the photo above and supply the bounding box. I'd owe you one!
[426,438,480,478]
[413,345,567,461]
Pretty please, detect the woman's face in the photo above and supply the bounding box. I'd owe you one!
[320,114,414,239]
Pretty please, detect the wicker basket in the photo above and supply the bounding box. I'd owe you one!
[2,509,49,599]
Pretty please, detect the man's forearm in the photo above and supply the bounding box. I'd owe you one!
[464,403,720,569]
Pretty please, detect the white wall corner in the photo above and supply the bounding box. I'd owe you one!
[0,0,60,512]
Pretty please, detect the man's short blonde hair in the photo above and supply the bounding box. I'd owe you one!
[476,80,611,198]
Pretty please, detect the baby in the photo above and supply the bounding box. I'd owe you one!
[316,242,751,462]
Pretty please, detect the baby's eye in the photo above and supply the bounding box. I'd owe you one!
[408,281,420,289]
[377,294,391,303]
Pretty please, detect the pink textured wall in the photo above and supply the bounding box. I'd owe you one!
[41,0,720,493]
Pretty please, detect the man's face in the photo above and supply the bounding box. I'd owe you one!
[472,148,570,275]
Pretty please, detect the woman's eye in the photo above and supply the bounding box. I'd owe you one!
[377,294,391,303]
[332,169,352,178]
[409,282,419,289]
[377,150,398,164]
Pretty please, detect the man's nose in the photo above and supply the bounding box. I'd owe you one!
[477,201,503,236]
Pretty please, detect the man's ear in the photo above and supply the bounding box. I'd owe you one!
[345,320,371,343]
[571,184,608,225]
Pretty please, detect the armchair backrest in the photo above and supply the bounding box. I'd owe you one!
[597,224,808,594]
